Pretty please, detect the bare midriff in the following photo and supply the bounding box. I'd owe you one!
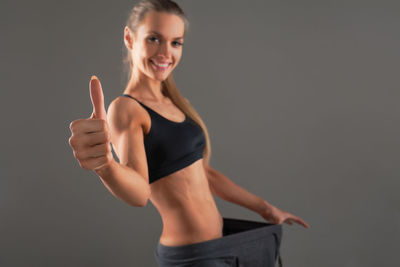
[124,94,224,246]
[149,158,224,247]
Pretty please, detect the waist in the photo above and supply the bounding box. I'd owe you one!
[159,203,223,246]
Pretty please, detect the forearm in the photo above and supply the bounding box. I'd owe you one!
[94,159,150,207]
[208,168,273,214]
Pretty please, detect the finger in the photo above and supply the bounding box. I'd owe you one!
[86,143,111,158]
[70,118,108,135]
[85,131,111,147]
[285,219,293,225]
[89,75,107,120]
[292,216,310,228]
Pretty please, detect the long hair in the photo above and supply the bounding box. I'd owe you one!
[122,0,212,167]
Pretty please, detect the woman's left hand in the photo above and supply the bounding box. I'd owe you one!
[258,200,310,229]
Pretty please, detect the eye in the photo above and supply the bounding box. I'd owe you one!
[173,41,183,47]
[148,36,159,43]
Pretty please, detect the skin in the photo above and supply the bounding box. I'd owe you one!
[123,11,184,102]
[116,11,224,246]
[70,10,309,248]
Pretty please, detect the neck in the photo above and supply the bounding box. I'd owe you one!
[123,69,166,102]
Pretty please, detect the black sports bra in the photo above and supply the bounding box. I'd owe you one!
[121,94,206,184]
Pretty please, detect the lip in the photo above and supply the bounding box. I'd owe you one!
[150,60,171,71]
[150,59,171,65]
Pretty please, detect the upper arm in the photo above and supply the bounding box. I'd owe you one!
[203,161,211,173]
[107,99,149,183]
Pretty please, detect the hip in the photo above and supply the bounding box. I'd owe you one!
[159,209,223,246]
[155,217,283,267]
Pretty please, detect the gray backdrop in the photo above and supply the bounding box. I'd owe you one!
[1,0,399,266]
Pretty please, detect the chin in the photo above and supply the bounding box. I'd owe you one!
[156,72,172,81]
[151,76,166,83]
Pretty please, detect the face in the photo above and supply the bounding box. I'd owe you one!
[124,11,185,82]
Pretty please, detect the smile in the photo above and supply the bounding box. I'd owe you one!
[150,60,171,71]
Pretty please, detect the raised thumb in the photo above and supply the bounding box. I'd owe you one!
[89,75,107,120]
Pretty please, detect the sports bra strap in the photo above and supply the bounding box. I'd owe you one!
[122,94,144,105]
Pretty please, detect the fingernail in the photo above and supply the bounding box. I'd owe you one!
[91,75,98,81]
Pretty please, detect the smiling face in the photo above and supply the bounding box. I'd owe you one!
[124,11,185,82]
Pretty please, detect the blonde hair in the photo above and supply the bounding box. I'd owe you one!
[122,0,212,167]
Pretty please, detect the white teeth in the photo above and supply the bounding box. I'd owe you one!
[152,61,170,67]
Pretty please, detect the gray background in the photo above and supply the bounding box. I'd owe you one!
[1,0,399,266]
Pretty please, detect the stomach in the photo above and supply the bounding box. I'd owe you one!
[149,158,223,246]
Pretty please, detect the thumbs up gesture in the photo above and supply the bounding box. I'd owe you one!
[68,76,114,171]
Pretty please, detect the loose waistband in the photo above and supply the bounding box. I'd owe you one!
[156,217,282,259]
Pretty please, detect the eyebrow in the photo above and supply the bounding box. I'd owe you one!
[147,31,184,40]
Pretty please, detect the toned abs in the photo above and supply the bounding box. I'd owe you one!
[150,159,223,246]
[131,96,223,246]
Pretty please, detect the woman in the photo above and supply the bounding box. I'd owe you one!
[68,0,310,266]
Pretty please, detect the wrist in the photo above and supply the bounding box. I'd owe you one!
[94,157,116,177]
[256,198,274,215]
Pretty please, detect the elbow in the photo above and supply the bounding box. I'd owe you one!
[134,196,148,207]
[140,199,149,207]
[138,184,151,207]
[132,200,147,207]
[139,192,149,207]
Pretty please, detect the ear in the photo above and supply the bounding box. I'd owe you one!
[124,26,133,50]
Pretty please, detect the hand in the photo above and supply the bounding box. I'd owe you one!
[68,75,114,171]
[258,200,310,229]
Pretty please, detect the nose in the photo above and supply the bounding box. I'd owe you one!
[157,41,171,58]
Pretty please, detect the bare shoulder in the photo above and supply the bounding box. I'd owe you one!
[107,96,144,131]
